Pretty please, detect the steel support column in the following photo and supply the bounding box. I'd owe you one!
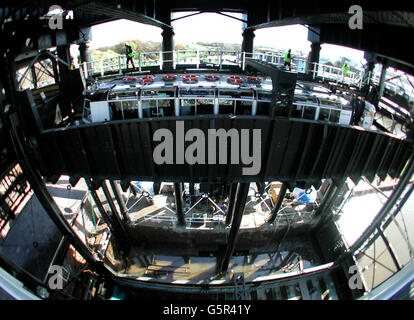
[101,180,127,235]
[30,65,37,88]
[267,182,288,224]
[306,26,321,76]
[162,27,174,70]
[314,182,341,229]
[189,183,195,205]
[109,180,129,222]
[51,58,59,84]
[307,42,321,75]
[86,178,120,236]
[225,183,238,225]
[129,181,139,196]
[219,183,250,274]
[78,42,90,64]
[241,28,255,57]
[153,182,161,195]
[48,235,71,270]
[256,182,265,195]
[174,182,185,226]
[364,52,376,85]
[378,60,389,98]
[56,45,71,83]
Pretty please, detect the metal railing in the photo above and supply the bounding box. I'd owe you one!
[251,51,308,73]
[133,201,315,229]
[140,213,226,227]
[311,63,365,88]
[81,49,367,92]
[82,50,414,107]
[249,52,365,89]
[81,50,244,78]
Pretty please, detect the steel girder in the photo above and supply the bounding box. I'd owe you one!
[35,117,412,187]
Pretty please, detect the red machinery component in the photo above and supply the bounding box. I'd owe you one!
[182,74,199,83]
[227,75,243,84]
[138,75,154,84]
[121,76,137,82]
[205,74,220,81]
[247,76,261,83]
[162,74,177,81]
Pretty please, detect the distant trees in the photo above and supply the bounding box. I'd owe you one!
[91,40,242,61]
[333,56,351,68]
[96,39,162,56]
[195,42,240,52]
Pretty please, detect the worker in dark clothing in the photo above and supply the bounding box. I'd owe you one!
[352,96,366,125]
[125,43,135,69]
[284,49,292,71]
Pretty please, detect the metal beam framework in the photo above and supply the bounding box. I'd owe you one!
[314,179,346,228]
[174,182,185,226]
[74,1,172,29]
[2,2,414,70]
[339,152,414,263]
[109,180,129,222]
[219,182,250,274]
[267,182,287,224]
[170,11,203,22]
[7,112,105,276]
[100,180,127,235]
[37,117,411,186]
[85,178,121,237]
[225,183,238,225]
[2,0,414,299]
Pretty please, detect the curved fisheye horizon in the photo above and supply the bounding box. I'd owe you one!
[1,2,414,304]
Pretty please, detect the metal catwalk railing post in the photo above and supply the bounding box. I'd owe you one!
[138,53,141,72]
[159,51,163,70]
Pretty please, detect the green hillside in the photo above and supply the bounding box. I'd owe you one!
[91,40,241,61]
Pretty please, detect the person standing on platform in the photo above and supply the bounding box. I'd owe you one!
[284,49,292,71]
[352,96,366,125]
[342,63,350,82]
[125,42,135,70]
